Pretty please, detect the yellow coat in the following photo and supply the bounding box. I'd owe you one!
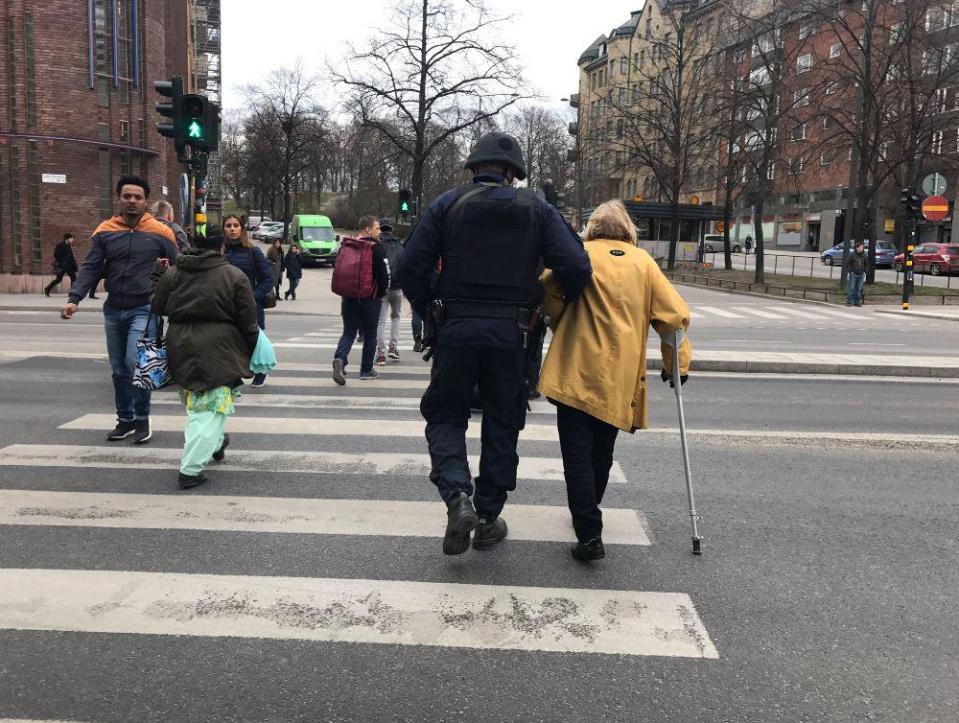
[539,238,692,432]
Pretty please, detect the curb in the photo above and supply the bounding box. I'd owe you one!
[644,357,958,378]
[874,309,959,323]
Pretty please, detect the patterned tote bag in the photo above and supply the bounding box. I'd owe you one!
[133,313,172,390]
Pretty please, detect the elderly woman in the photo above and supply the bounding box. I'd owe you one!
[539,200,692,562]
[151,225,261,489]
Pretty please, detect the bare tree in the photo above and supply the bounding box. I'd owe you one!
[605,3,726,269]
[504,104,574,192]
[331,0,525,211]
[243,64,329,236]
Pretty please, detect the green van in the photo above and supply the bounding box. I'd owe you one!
[291,214,339,266]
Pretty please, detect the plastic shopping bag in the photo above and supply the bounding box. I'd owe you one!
[250,329,277,374]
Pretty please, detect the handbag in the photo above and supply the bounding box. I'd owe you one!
[132,313,173,390]
[249,248,277,309]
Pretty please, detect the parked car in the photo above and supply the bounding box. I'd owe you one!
[702,234,742,254]
[258,225,288,243]
[821,240,896,268]
[252,221,284,240]
[893,243,959,275]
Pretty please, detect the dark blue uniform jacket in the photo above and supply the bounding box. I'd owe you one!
[397,173,591,348]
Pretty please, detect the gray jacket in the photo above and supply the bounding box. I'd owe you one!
[379,232,403,282]
[846,250,868,275]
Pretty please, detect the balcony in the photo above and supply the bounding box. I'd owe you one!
[568,121,579,137]
[568,93,580,109]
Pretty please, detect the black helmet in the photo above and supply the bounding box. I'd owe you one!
[379,218,394,232]
[464,132,527,181]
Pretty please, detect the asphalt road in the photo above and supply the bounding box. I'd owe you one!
[0,321,957,721]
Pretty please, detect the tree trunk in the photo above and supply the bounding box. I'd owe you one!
[667,190,681,270]
[753,200,765,284]
[722,194,733,271]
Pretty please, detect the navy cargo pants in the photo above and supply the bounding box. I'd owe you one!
[420,344,528,520]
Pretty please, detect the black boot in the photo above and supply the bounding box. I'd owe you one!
[178,471,208,489]
[571,537,606,562]
[473,516,508,550]
[443,492,478,556]
[212,433,230,462]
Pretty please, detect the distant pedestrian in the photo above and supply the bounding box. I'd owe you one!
[845,240,868,306]
[59,175,179,445]
[331,215,390,384]
[744,235,753,255]
[539,200,692,562]
[150,200,190,254]
[283,244,303,300]
[151,225,260,489]
[376,218,403,365]
[222,214,273,387]
[44,233,98,298]
[267,238,285,300]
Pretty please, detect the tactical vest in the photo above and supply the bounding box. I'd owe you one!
[435,183,542,307]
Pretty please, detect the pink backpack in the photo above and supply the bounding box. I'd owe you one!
[331,237,376,299]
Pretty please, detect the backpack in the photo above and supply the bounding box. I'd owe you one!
[331,237,376,299]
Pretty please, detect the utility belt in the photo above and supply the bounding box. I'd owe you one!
[422,300,546,359]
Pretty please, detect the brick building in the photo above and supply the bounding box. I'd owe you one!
[0,0,192,291]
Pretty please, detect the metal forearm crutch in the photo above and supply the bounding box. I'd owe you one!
[669,329,703,555]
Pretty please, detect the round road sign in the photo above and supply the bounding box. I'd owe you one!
[922,195,949,222]
[922,173,947,196]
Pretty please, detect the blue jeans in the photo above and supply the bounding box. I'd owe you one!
[847,272,865,305]
[103,304,155,422]
[335,298,381,373]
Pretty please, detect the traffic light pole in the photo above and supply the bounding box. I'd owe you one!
[192,151,209,238]
[901,223,916,311]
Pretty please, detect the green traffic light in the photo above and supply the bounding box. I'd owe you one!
[187,120,204,139]
[400,201,410,212]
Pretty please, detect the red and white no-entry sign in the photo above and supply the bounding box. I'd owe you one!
[922,195,949,222]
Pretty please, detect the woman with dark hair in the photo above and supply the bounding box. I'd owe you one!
[222,214,273,387]
[266,237,285,300]
[151,225,260,489]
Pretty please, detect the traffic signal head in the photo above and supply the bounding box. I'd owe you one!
[155,77,185,150]
[901,187,921,219]
[398,188,412,218]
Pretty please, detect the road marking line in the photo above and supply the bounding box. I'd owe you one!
[768,306,821,320]
[0,490,648,545]
[695,306,746,319]
[270,363,433,376]
[0,444,620,483]
[0,569,715,657]
[151,392,553,413]
[260,376,429,389]
[727,307,787,319]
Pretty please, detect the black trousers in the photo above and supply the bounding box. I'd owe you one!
[421,344,527,519]
[335,297,381,373]
[555,401,620,542]
[44,269,76,294]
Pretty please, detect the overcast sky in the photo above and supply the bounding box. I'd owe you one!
[221,0,644,111]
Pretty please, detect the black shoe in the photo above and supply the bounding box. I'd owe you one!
[473,516,508,550]
[106,419,136,441]
[528,390,542,400]
[413,339,424,353]
[251,373,267,388]
[43,287,52,297]
[88,295,100,300]
[133,418,152,444]
[212,433,230,462]
[443,493,478,556]
[332,358,346,386]
[571,538,606,562]
[178,471,208,489]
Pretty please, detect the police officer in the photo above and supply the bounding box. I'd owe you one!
[397,132,592,556]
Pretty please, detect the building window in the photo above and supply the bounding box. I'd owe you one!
[799,20,816,40]
[825,80,839,95]
[797,54,812,73]
[794,88,810,107]
[92,0,111,106]
[620,57,628,75]
[830,43,842,59]
[791,123,807,141]
[789,157,805,174]
[767,163,775,180]
[28,141,41,265]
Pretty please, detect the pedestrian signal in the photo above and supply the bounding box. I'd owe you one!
[399,189,412,218]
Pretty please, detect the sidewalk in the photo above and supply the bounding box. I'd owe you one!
[874,306,959,323]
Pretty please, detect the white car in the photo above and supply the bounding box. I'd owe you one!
[703,234,742,254]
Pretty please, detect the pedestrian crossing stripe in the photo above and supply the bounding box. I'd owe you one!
[0,569,718,658]
[0,444,627,484]
[252,376,431,389]
[0,490,650,545]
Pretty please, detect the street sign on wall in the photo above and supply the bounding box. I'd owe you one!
[922,195,949,222]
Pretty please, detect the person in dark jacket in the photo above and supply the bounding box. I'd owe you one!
[60,175,179,445]
[222,213,272,387]
[44,233,99,298]
[283,244,303,300]
[151,200,190,253]
[375,218,404,364]
[845,240,868,306]
[332,215,391,384]
[267,238,285,300]
[397,132,591,556]
[151,225,260,489]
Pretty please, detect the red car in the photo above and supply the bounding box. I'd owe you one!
[893,243,959,275]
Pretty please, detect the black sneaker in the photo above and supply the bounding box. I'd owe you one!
[473,516,508,550]
[106,420,136,441]
[360,369,380,380]
[251,373,267,388]
[571,538,606,562]
[133,418,152,445]
[332,358,346,386]
[443,493,478,556]
[178,471,208,489]
[413,339,424,353]
[212,433,230,462]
